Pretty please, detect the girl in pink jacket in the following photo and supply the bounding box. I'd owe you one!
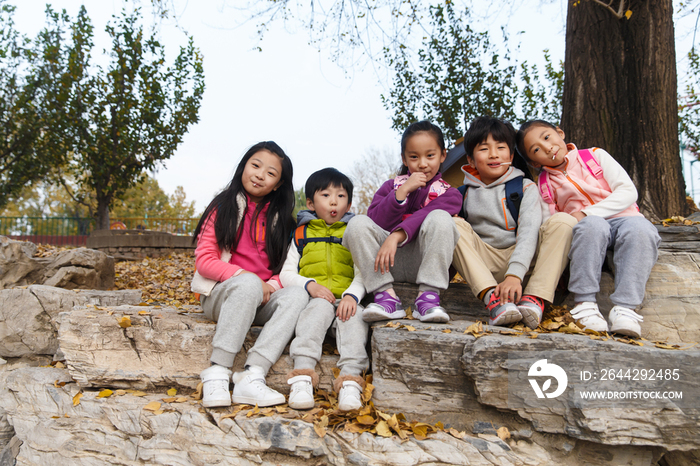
[516,120,660,339]
[191,141,308,408]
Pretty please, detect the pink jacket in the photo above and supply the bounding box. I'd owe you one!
[540,144,642,219]
[192,193,281,296]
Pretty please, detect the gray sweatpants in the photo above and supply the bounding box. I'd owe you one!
[200,274,309,373]
[342,210,460,294]
[568,215,660,308]
[289,297,369,377]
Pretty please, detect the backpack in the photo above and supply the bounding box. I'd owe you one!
[538,148,602,205]
[458,176,524,230]
[293,224,343,256]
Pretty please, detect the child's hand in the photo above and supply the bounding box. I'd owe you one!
[396,172,428,201]
[572,211,587,222]
[375,230,406,274]
[306,281,335,303]
[336,295,357,322]
[494,276,522,304]
[261,281,276,305]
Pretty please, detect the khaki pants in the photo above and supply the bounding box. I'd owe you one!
[452,213,577,302]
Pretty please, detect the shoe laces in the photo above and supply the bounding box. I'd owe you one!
[289,377,312,396]
[204,378,229,396]
[519,295,544,311]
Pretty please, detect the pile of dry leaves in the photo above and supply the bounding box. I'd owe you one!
[113,253,198,308]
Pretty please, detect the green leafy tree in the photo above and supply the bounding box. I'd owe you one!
[111,174,196,219]
[49,6,204,229]
[680,47,700,160]
[0,2,70,208]
[382,3,563,143]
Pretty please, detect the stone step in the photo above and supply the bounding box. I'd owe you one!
[57,305,340,393]
[369,319,700,451]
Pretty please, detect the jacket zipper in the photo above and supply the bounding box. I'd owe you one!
[326,225,333,292]
[561,169,596,205]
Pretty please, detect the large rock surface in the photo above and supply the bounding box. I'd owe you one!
[370,321,700,453]
[58,305,340,393]
[0,365,666,466]
[0,285,142,358]
[0,237,115,290]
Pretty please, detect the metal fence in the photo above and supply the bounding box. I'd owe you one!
[0,217,199,246]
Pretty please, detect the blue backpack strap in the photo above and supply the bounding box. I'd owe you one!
[458,185,467,218]
[294,224,343,256]
[505,176,524,229]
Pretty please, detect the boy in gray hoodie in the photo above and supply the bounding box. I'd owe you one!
[452,117,577,328]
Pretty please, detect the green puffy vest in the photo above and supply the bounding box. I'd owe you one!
[295,219,354,298]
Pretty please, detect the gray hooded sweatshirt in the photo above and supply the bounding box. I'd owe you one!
[460,166,542,280]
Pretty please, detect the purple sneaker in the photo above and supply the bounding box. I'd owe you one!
[412,291,450,323]
[362,291,406,322]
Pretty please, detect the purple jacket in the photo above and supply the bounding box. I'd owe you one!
[367,172,462,244]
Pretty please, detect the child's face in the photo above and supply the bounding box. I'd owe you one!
[241,149,283,203]
[307,184,351,225]
[522,126,568,168]
[402,131,447,181]
[468,134,514,185]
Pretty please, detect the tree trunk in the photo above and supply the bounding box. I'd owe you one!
[96,198,111,230]
[561,0,686,220]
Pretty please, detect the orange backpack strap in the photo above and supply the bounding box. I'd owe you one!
[294,225,307,256]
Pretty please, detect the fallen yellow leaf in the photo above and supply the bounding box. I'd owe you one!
[118,316,132,328]
[54,361,66,369]
[356,415,375,425]
[97,389,113,398]
[143,401,161,412]
[497,426,511,441]
[448,427,465,439]
[167,388,177,396]
[625,9,632,19]
[162,397,177,403]
[375,420,392,437]
[73,392,82,406]
[192,382,203,400]
[138,310,151,315]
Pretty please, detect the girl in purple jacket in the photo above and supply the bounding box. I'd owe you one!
[343,121,461,323]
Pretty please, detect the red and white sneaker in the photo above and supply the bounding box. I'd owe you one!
[517,295,544,329]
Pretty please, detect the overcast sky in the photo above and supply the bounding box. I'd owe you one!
[12,1,700,211]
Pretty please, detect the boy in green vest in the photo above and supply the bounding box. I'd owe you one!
[280,168,369,411]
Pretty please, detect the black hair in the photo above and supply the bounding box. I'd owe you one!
[193,141,296,274]
[398,120,446,175]
[304,167,354,203]
[464,116,532,180]
[463,116,516,159]
[515,119,559,162]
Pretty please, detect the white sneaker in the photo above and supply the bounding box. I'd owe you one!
[569,302,609,332]
[609,306,643,338]
[200,364,232,408]
[287,375,315,410]
[232,365,285,407]
[338,381,363,411]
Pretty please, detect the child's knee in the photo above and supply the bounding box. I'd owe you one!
[572,215,608,237]
[344,215,373,240]
[548,212,578,229]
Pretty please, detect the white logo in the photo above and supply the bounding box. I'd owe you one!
[528,359,568,399]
